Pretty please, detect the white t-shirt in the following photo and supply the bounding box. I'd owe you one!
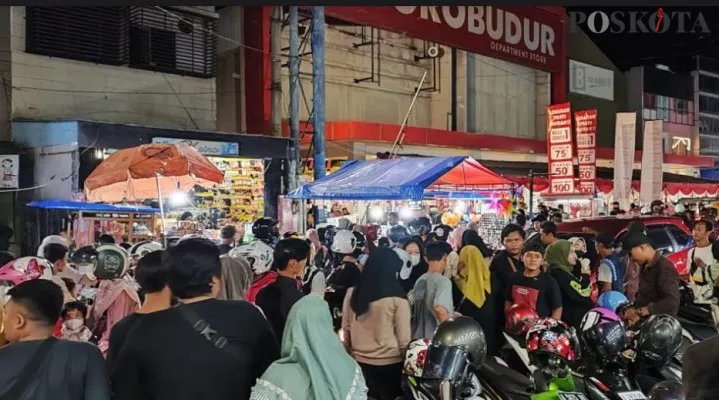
[691,245,715,283]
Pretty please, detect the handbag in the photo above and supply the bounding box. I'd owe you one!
[0,337,57,400]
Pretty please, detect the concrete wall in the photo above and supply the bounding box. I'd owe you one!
[8,6,217,131]
[216,6,245,133]
[0,7,11,141]
[567,27,627,149]
[279,22,547,139]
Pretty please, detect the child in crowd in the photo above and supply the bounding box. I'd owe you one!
[61,301,93,342]
[505,242,563,319]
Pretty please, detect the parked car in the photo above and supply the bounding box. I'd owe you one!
[556,215,694,275]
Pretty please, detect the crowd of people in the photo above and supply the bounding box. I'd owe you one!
[1,201,718,400]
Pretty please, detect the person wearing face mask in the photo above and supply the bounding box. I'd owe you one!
[43,243,75,304]
[568,237,591,275]
[409,242,453,340]
[111,238,280,400]
[546,240,593,330]
[60,301,92,342]
[0,279,111,400]
[399,237,429,294]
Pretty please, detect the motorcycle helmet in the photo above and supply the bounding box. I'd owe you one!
[70,246,98,266]
[597,291,629,313]
[432,316,487,368]
[581,320,628,366]
[580,307,621,332]
[0,257,53,305]
[647,381,685,400]
[407,217,432,237]
[351,231,366,258]
[229,241,274,275]
[505,304,540,338]
[94,245,130,280]
[323,225,338,248]
[388,225,409,245]
[635,315,682,368]
[431,224,453,242]
[364,224,380,244]
[129,241,163,260]
[526,318,580,377]
[403,338,432,377]
[252,217,279,242]
[331,230,357,255]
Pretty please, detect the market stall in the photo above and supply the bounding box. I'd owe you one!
[23,200,159,255]
[288,156,516,247]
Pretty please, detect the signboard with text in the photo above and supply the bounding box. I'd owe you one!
[613,112,637,211]
[574,109,597,195]
[152,137,239,157]
[547,103,575,195]
[640,120,664,206]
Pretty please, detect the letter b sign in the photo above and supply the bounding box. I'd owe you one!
[571,64,585,92]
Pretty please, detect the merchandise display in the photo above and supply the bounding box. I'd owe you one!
[194,158,265,224]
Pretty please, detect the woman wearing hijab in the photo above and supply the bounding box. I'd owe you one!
[342,247,410,400]
[218,255,254,301]
[250,295,368,400]
[461,229,493,258]
[399,237,429,293]
[545,240,593,329]
[453,245,496,354]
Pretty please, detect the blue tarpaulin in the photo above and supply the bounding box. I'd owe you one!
[27,200,158,213]
[288,156,513,200]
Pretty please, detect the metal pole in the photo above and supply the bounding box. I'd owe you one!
[528,169,535,221]
[390,71,428,157]
[155,174,167,247]
[311,7,326,180]
[270,6,282,137]
[288,7,300,192]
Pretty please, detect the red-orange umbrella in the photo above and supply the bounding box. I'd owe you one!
[84,144,224,203]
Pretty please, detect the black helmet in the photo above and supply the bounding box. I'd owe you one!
[432,316,487,368]
[252,217,279,242]
[323,225,337,248]
[635,315,682,367]
[431,224,453,242]
[647,381,684,400]
[352,231,366,257]
[407,217,431,236]
[580,320,628,366]
[678,280,695,307]
[70,246,98,265]
[388,225,409,245]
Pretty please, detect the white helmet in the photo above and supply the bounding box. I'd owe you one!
[129,241,163,258]
[229,241,274,274]
[331,230,356,255]
[403,338,432,377]
[394,248,413,280]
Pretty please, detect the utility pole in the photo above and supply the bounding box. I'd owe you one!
[270,6,282,137]
[288,7,300,192]
[311,7,326,180]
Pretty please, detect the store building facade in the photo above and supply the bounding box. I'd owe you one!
[0,6,293,231]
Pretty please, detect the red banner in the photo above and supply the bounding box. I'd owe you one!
[574,109,598,195]
[547,103,575,195]
[323,6,565,73]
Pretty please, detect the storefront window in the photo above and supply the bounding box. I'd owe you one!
[643,92,693,125]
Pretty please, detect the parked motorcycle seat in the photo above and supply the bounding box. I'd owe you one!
[678,317,718,341]
[479,358,533,398]
[679,304,713,324]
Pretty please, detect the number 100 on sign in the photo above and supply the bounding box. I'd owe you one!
[551,178,574,194]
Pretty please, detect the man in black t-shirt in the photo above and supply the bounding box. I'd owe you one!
[505,242,562,319]
[111,238,279,400]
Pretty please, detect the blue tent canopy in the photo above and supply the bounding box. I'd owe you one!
[288,156,513,200]
[27,200,158,213]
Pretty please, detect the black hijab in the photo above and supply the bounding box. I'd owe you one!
[350,247,407,316]
[461,230,493,258]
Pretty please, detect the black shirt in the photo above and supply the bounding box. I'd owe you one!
[549,268,594,330]
[107,313,145,370]
[505,272,562,318]
[0,339,110,400]
[490,251,525,306]
[218,243,233,255]
[111,299,279,400]
[256,275,304,345]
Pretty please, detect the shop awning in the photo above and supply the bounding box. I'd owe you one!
[288,156,514,200]
[27,200,158,213]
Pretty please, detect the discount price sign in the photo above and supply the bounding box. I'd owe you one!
[547,103,575,195]
[574,109,598,195]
